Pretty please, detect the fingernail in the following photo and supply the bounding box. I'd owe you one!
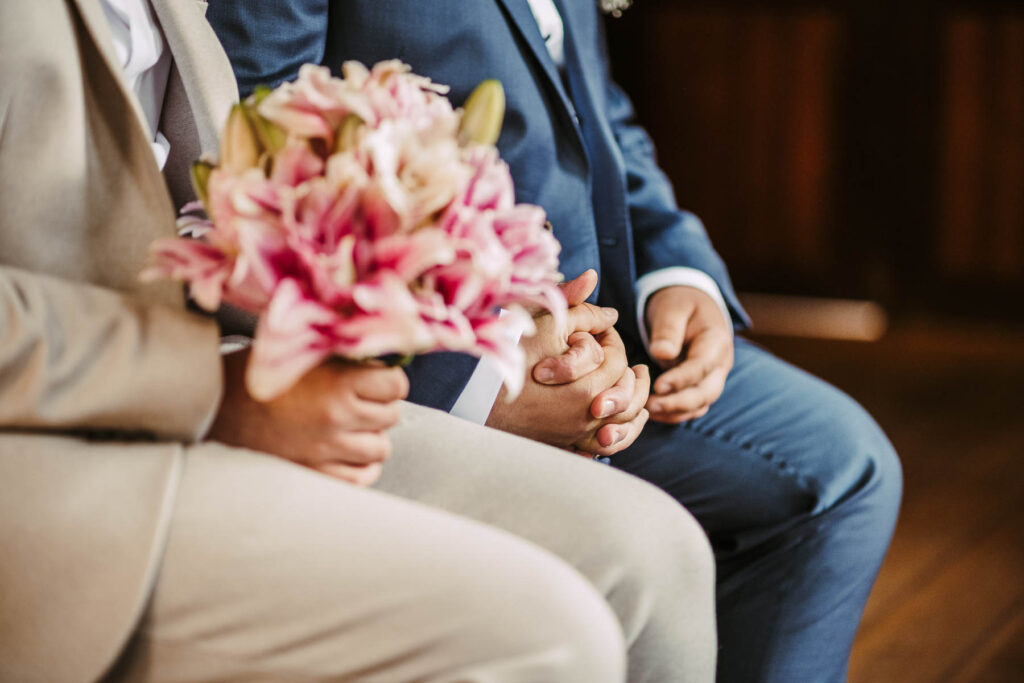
[598,399,616,418]
[607,426,623,445]
[650,340,673,356]
[602,307,617,317]
[535,367,555,382]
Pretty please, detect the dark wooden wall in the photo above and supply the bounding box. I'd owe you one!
[605,1,1024,321]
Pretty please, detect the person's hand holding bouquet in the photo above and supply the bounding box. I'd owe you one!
[145,61,567,482]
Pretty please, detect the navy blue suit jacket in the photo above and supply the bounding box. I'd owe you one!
[207,0,748,411]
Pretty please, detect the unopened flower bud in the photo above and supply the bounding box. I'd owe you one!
[333,114,364,154]
[249,111,287,157]
[249,84,274,105]
[190,159,214,211]
[220,104,262,173]
[459,79,505,146]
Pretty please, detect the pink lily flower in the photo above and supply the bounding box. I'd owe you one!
[146,60,567,401]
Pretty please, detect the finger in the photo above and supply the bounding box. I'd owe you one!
[599,364,652,423]
[588,408,650,456]
[651,330,728,395]
[534,331,604,384]
[635,363,652,394]
[559,269,599,306]
[343,398,403,432]
[649,404,711,425]
[591,363,650,426]
[327,430,394,465]
[582,327,632,407]
[569,446,598,459]
[314,461,384,487]
[696,364,729,407]
[348,365,410,402]
[647,367,728,417]
[596,422,623,449]
[566,302,619,336]
[646,384,708,416]
[647,304,692,366]
[590,364,636,419]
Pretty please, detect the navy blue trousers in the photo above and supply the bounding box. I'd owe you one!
[614,337,902,683]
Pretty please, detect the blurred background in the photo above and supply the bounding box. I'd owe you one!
[605,2,1024,681]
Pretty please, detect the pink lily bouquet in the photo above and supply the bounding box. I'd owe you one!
[144,61,566,401]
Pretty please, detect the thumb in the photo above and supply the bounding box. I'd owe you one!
[648,307,688,366]
[559,269,598,307]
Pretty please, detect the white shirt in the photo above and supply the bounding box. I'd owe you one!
[527,0,566,66]
[452,0,731,423]
[100,0,172,170]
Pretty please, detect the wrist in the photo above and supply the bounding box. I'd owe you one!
[207,348,253,445]
[636,269,733,354]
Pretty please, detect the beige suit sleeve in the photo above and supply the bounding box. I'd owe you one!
[0,266,223,442]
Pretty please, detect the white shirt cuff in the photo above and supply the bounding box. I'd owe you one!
[219,335,252,355]
[450,311,527,424]
[635,267,733,353]
[449,356,507,424]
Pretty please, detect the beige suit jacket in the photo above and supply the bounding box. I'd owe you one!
[0,1,237,679]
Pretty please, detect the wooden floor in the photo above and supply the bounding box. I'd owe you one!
[749,319,1024,683]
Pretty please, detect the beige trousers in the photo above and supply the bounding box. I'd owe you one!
[106,404,715,682]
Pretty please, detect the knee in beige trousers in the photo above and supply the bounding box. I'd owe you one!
[110,404,716,682]
[107,441,626,682]
[380,404,717,683]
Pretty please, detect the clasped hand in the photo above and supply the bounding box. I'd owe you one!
[486,270,651,457]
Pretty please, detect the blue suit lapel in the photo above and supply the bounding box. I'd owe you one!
[494,0,586,150]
